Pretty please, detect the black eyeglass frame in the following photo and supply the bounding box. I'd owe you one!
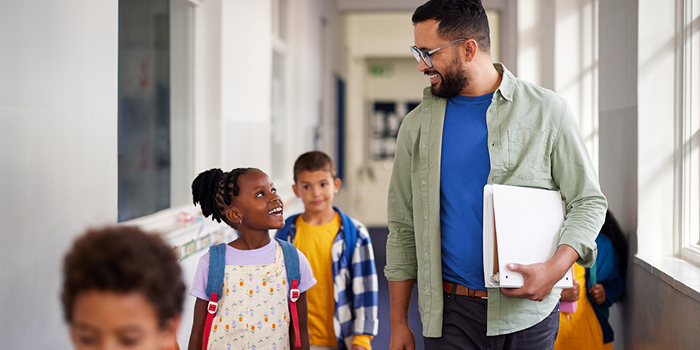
[410,38,467,68]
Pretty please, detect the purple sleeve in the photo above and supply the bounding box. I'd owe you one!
[191,245,315,298]
[190,253,211,301]
[295,249,317,293]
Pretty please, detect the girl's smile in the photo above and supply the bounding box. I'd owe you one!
[232,169,286,231]
[268,203,283,217]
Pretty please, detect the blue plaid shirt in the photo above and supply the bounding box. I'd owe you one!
[276,207,379,350]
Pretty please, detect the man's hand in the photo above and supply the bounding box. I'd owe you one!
[388,280,416,350]
[500,262,557,301]
[560,279,580,302]
[589,283,606,304]
[500,245,579,301]
[351,345,367,350]
[389,321,415,350]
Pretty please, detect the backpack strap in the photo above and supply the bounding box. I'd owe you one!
[335,207,358,268]
[275,238,301,347]
[202,243,226,350]
[588,261,598,289]
[275,214,299,242]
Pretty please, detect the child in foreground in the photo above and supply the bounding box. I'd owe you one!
[62,225,185,350]
[187,167,316,350]
[276,151,378,350]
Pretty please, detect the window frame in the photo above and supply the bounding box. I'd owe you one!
[676,0,700,265]
[118,0,197,224]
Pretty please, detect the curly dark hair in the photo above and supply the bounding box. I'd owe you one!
[61,226,185,328]
[293,151,337,183]
[192,168,253,223]
[600,210,629,278]
[412,0,491,52]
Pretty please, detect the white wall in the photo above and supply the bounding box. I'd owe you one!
[517,0,599,167]
[281,0,338,198]
[636,0,676,257]
[598,1,637,349]
[0,1,118,348]
[219,1,273,174]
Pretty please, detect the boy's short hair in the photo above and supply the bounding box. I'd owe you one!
[61,226,185,328]
[293,151,337,183]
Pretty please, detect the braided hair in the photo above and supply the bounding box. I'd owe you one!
[192,168,253,223]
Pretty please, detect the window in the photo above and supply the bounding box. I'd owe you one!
[678,0,700,263]
[118,0,194,222]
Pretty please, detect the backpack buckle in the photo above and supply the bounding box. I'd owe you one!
[290,288,300,302]
[207,300,218,314]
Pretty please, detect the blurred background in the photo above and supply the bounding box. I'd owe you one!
[2,0,699,349]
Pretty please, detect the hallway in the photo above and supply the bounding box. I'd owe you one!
[3,0,700,349]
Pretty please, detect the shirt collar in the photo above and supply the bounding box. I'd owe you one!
[493,62,514,102]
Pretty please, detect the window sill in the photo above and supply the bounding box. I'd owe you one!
[120,204,233,261]
[121,195,302,261]
[634,255,700,303]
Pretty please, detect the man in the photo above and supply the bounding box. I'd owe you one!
[384,1,607,349]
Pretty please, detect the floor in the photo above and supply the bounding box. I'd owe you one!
[368,226,425,349]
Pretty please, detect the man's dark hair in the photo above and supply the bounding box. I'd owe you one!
[412,0,491,52]
[192,167,253,223]
[293,151,337,183]
[62,226,185,328]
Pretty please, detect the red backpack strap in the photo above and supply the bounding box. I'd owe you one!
[202,293,219,350]
[289,279,301,347]
[276,238,301,348]
[202,244,226,350]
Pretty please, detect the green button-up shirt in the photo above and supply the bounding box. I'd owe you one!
[385,63,607,337]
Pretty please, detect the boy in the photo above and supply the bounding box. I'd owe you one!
[276,151,379,350]
[62,226,184,350]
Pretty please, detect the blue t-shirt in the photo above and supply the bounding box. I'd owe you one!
[440,92,493,291]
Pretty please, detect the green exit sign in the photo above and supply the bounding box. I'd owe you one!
[368,63,395,77]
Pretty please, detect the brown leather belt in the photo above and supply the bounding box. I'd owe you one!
[443,281,488,298]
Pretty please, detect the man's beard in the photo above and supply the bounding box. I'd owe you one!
[428,59,470,98]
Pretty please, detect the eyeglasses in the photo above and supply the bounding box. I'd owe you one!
[410,38,467,68]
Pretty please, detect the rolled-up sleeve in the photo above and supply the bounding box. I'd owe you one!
[551,99,607,267]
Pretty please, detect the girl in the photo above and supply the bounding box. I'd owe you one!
[554,210,627,350]
[62,226,185,350]
[187,168,316,350]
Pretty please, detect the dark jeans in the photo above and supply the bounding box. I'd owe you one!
[423,292,560,350]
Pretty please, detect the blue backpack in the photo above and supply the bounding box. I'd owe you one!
[201,238,302,349]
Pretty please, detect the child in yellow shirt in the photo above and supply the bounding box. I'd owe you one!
[277,151,379,350]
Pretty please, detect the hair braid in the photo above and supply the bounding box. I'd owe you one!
[191,167,254,223]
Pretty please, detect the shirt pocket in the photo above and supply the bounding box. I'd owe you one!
[507,130,549,179]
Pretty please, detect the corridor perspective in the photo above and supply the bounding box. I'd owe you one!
[2,0,700,349]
